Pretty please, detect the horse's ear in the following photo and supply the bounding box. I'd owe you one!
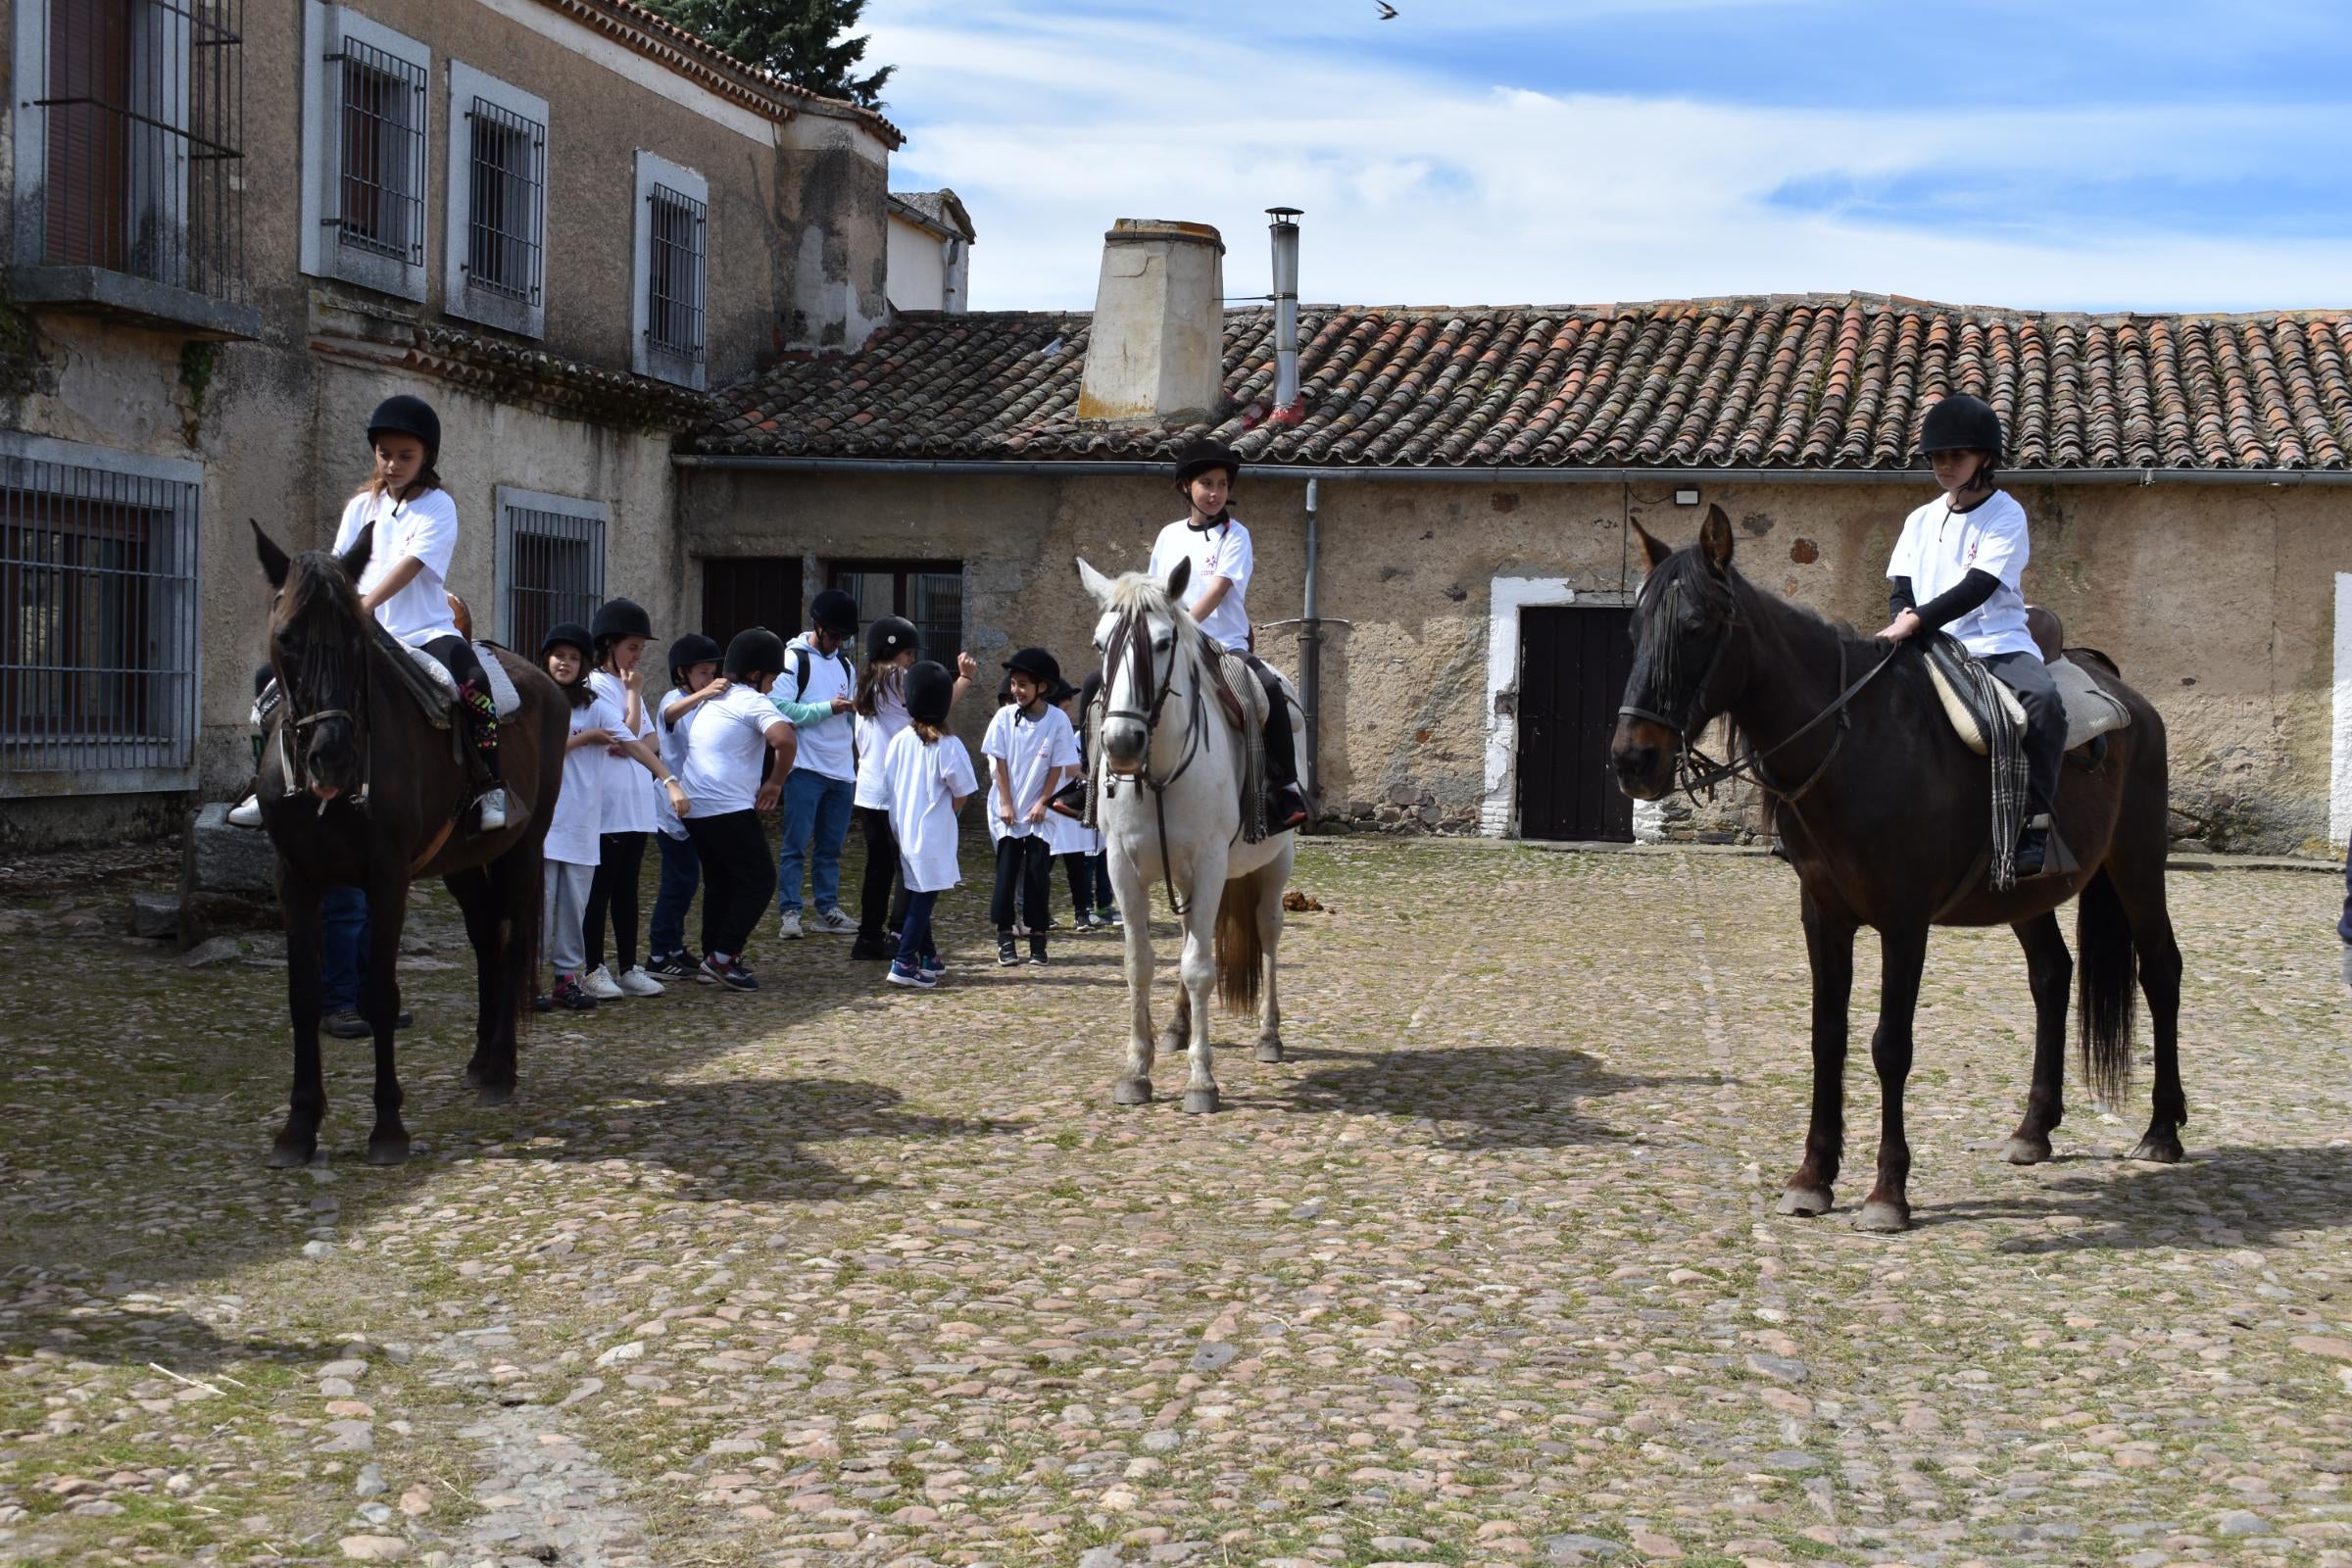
[252,519,290,590]
[338,520,373,584]
[1075,557,1114,606]
[1698,504,1736,574]
[1632,519,1672,575]
[1165,555,1192,601]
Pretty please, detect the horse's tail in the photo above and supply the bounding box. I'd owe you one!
[1213,871,1264,1015]
[2075,865,2136,1108]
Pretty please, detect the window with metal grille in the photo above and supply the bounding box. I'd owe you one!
[494,488,607,659]
[298,5,429,301]
[443,63,547,337]
[16,0,250,311]
[827,562,965,664]
[632,151,709,389]
[0,440,201,793]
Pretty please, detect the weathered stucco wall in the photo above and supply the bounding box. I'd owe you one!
[886,216,948,313]
[777,117,891,352]
[676,467,2352,856]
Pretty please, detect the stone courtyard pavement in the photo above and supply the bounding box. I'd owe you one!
[4,837,2351,1568]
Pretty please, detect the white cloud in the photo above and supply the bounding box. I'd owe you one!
[869,3,2352,314]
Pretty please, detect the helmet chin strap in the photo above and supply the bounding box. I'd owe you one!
[1190,506,1230,531]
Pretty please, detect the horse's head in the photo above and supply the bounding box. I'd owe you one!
[1610,505,1748,801]
[254,519,375,800]
[1077,554,1196,777]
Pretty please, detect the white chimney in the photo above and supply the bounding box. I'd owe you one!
[1077,220,1226,423]
[1267,207,1300,411]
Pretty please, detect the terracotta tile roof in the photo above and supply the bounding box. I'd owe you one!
[696,295,2352,470]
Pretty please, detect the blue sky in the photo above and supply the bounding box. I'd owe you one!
[866,0,2352,313]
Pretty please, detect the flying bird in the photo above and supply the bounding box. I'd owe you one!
[1377,1,1398,16]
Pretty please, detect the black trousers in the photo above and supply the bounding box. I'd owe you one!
[422,632,502,780]
[991,834,1051,932]
[855,806,910,941]
[1983,650,2064,824]
[584,829,647,972]
[684,809,775,959]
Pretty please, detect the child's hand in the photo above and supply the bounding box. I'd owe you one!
[579,727,612,747]
[699,677,730,700]
[606,743,627,758]
[956,652,978,682]
[830,694,855,713]
[756,780,782,812]
[665,780,691,817]
[623,666,643,695]
[1026,799,1049,824]
[998,800,1014,826]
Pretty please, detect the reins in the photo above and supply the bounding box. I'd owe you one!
[1097,602,1211,917]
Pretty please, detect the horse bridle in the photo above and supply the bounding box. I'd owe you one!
[272,608,373,813]
[1097,604,1210,916]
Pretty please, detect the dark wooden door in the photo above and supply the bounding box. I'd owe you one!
[699,556,802,652]
[1517,605,1635,842]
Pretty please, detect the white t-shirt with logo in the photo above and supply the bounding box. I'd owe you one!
[332,487,462,648]
[781,633,857,782]
[678,685,788,816]
[981,702,1080,842]
[653,687,698,840]
[548,693,629,867]
[1149,514,1255,651]
[853,676,910,810]
[587,669,659,835]
[1886,489,2037,660]
[878,727,978,894]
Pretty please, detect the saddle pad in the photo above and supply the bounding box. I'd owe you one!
[397,640,523,719]
[1928,653,2131,757]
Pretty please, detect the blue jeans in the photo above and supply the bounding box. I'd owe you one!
[649,830,701,958]
[321,885,368,1013]
[896,889,939,966]
[776,769,857,914]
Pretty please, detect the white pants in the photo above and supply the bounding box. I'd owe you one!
[543,858,595,979]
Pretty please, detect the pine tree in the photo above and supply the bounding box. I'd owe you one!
[642,0,894,110]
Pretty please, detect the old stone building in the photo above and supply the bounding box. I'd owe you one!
[683,221,2352,858]
[1,0,895,845]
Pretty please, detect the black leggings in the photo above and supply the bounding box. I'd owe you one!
[584,829,647,972]
[684,809,775,960]
[422,633,502,777]
[855,807,910,941]
[991,835,1051,932]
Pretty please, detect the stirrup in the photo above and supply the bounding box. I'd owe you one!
[1271,785,1309,831]
[1048,776,1088,819]
[475,787,509,832]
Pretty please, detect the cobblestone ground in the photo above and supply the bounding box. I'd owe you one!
[3,836,2350,1568]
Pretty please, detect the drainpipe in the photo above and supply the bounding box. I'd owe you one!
[1267,207,1301,416]
[1300,476,1321,813]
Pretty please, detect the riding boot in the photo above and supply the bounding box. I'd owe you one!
[461,682,508,831]
[2014,819,2050,879]
[1250,664,1309,832]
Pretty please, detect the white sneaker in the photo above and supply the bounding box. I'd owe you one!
[579,964,625,1001]
[777,908,804,940]
[226,793,264,828]
[808,907,857,936]
[615,965,664,998]
[476,787,508,832]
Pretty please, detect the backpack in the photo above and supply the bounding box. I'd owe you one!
[791,644,856,704]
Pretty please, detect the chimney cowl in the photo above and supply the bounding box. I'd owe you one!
[1077,220,1227,425]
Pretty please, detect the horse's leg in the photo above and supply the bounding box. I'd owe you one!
[478,848,532,1106]
[270,875,329,1167]
[2004,911,2073,1164]
[1108,849,1157,1105]
[444,868,497,1089]
[1179,845,1228,1114]
[1778,893,1853,1216]
[1253,863,1286,1063]
[2104,841,2186,1162]
[362,870,410,1166]
[1858,922,1930,1233]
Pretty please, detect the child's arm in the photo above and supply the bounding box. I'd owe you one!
[565,726,612,753]
[664,678,725,727]
[1025,763,1064,825]
[615,732,692,816]
[620,667,644,733]
[358,557,425,613]
[951,652,979,708]
[770,694,834,726]
[993,756,1015,824]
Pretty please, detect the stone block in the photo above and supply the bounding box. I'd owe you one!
[128,890,179,940]
[183,803,278,897]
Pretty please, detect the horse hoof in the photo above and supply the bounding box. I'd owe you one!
[463,1065,484,1090]
[2128,1137,2183,1164]
[266,1140,315,1170]
[1855,1200,1911,1234]
[1775,1187,1833,1217]
[1181,1088,1220,1115]
[2003,1135,2053,1165]
[366,1137,411,1168]
[476,1084,514,1108]
[1113,1077,1152,1106]
[1254,1040,1285,1063]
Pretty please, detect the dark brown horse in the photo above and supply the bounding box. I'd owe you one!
[252,520,566,1166]
[1610,507,2183,1232]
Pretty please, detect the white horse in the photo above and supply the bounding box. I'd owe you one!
[1076,556,1302,1113]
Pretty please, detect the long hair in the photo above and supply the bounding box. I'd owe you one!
[352,466,445,506]
[854,657,906,720]
[910,718,946,745]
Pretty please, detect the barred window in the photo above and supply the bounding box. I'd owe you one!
[828,562,965,663]
[14,0,251,326]
[495,488,607,658]
[0,440,201,793]
[444,64,547,338]
[632,151,709,390]
[299,5,429,302]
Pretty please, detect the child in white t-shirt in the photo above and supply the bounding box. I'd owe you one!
[538,623,688,1012]
[646,632,723,978]
[875,662,977,991]
[849,617,977,961]
[982,647,1080,967]
[1042,676,1110,928]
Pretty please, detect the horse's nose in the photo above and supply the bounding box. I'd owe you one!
[1101,717,1147,773]
[1608,719,1668,802]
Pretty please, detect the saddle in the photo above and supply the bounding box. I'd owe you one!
[369,622,524,728]
[1922,608,2131,758]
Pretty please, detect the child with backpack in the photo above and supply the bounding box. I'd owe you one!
[983,648,1079,967]
[646,632,722,979]
[875,662,977,990]
[772,590,862,939]
[1043,675,1111,929]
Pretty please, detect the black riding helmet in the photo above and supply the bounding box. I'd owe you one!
[809,588,859,639]
[905,661,955,726]
[591,597,654,643]
[540,621,593,662]
[724,626,788,682]
[1173,435,1242,486]
[367,394,442,466]
[1918,392,2003,462]
[1004,646,1061,686]
[865,614,919,663]
[667,631,721,683]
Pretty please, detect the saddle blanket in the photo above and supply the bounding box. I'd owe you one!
[1927,648,2130,758]
[392,639,523,722]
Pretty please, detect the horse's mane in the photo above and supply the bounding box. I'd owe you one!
[280,547,366,627]
[1104,569,1213,662]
